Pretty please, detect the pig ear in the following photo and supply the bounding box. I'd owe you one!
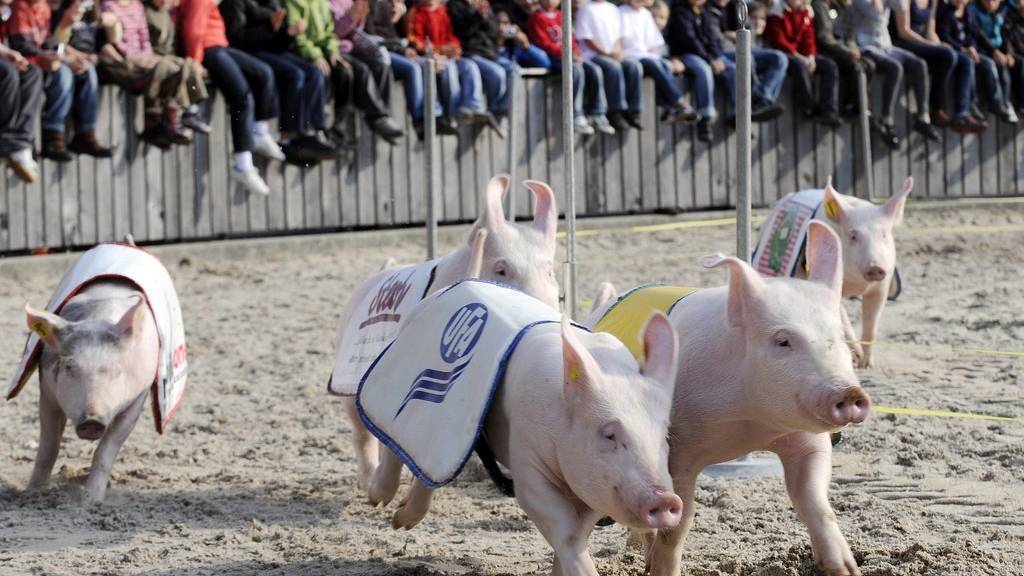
[25,304,68,352]
[523,180,558,240]
[562,316,600,406]
[822,178,848,223]
[883,176,913,226]
[640,312,678,390]
[701,254,766,328]
[805,221,843,295]
[466,228,488,279]
[478,174,510,231]
[114,297,147,337]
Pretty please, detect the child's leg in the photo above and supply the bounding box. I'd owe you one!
[469,55,510,114]
[620,58,643,114]
[455,58,485,115]
[815,54,839,115]
[786,53,815,112]
[582,60,608,117]
[592,56,626,113]
[863,48,903,125]
[680,54,715,119]
[751,48,788,104]
[639,56,683,107]
[975,54,1003,112]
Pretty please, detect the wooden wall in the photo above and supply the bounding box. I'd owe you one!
[1,73,1022,254]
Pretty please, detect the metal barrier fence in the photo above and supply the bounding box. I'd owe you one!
[1,71,1022,254]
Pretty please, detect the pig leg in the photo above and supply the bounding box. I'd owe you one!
[28,385,67,490]
[367,444,404,505]
[343,396,379,489]
[515,468,598,576]
[839,304,863,367]
[645,473,697,576]
[858,283,888,369]
[82,392,146,505]
[391,478,435,530]
[772,432,860,576]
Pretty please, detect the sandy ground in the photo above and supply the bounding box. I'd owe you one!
[0,199,1022,576]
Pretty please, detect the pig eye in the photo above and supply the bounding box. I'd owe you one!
[494,260,510,278]
[774,332,792,348]
[599,422,620,444]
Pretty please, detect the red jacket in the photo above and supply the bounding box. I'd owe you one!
[177,0,229,62]
[5,0,52,65]
[407,4,460,55]
[765,6,816,57]
[526,9,580,59]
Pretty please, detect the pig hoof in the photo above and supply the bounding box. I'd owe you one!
[391,505,426,530]
[366,476,400,506]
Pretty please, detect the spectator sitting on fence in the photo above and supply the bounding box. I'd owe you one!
[931,0,994,131]
[99,0,208,148]
[446,0,513,136]
[969,0,1019,122]
[178,0,281,195]
[846,0,940,139]
[7,0,112,161]
[0,40,43,182]
[495,8,549,67]
[526,0,615,135]
[144,0,211,135]
[1001,0,1024,107]
[765,0,842,127]
[575,0,645,132]
[711,0,789,121]
[362,0,451,138]
[619,0,698,123]
[219,0,340,165]
[407,0,492,131]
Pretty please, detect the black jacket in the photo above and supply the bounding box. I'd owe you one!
[667,0,722,61]
[447,0,499,60]
[219,0,293,54]
[935,1,976,51]
[1004,6,1024,55]
[811,0,859,61]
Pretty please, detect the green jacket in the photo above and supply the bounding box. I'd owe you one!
[286,0,340,61]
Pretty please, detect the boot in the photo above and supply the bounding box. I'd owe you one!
[163,106,193,146]
[141,109,172,150]
[68,130,113,157]
[41,129,73,162]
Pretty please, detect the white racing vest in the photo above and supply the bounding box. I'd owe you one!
[7,243,188,434]
[328,260,436,396]
[356,280,561,488]
[752,189,902,300]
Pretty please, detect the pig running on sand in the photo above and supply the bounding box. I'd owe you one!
[587,222,870,576]
[334,175,561,490]
[372,315,684,576]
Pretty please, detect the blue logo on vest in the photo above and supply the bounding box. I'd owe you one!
[440,303,488,362]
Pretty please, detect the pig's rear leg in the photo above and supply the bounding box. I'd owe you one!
[367,443,404,505]
[343,395,379,489]
[515,468,599,576]
[391,478,434,530]
[28,385,66,490]
[82,392,146,505]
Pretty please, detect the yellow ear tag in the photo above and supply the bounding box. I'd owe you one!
[31,321,50,338]
[568,361,581,383]
[824,200,839,219]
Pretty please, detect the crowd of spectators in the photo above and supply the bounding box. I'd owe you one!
[2,0,1023,193]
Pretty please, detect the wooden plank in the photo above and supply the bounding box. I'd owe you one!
[759,116,779,206]
[75,136,96,245]
[0,174,8,251]
[718,97,736,207]
[833,123,854,197]
[655,106,676,209]
[144,139,165,243]
[996,120,1017,197]
[110,89,131,241]
[7,170,28,250]
[512,74,531,218]
[907,120,933,200]
[161,144,180,240]
[189,97,212,238]
[341,122,360,227]
[978,121,999,196]
[961,130,982,196]
[439,121,461,222]
[775,99,798,202]
[795,109,816,192]
[390,88,411,225]
[207,95,230,236]
[282,163,304,229]
[177,135,197,238]
[303,161,323,230]
[126,95,148,240]
[61,143,80,246]
[458,123,476,221]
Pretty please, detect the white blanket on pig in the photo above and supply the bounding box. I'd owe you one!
[752,189,902,300]
[357,280,561,488]
[7,243,188,434]
[328,260,437,396]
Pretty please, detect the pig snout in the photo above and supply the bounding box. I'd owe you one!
[828,387,871,426]
[75,416,108,440]
[863,266,887,282]
[638,491,683,530]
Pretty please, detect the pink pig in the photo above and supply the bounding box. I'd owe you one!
[587,222,869,576]
[24,281,160,504]
[373,315,684,575]
[340,175,561,489]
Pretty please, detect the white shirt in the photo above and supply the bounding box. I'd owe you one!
[619,5,664,60]
[575,0,623,60]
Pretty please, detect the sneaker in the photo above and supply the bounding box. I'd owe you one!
[751,102,785,122]
[252,134,285,161]
[591,115,616,135]
[661,103,699,124]
[871,118,901,150]
[296,132,339,159]
[624,111,643,130]
[68,130,113,157]
[182,111,212,134]
[475,111,505,138]
[231,166,270,195]
[696,118,713,143]
[437,116,460,135]
[369,115,405,144]
[573,115,595,136]
[950,114,987,134]
[607,111,630,133]
[282,140,322,166]
[931,109,951,128]
[1000,107,1019,124]
[6,149,38,184]
[815,112,843,129]
[912,118,941,141]
[141,126,173,150]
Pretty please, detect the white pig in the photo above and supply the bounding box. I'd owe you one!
[588,222,870,576]
[24,281,159,504]
[373,315,683,576]
[813,178,913,368]
[339,175,561,489]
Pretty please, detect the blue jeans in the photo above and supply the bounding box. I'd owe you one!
[589,55,643,113]
[390,52,433,123]
[438,58,485,117]
[501,45,552,68]
[43,64,99,133]
[976,54,1009,113]
[722,48,788,104]
[550,59,608,118]
[863,46,929,122]
[638,56,684,106]
[203,46,278,152]
[680,53,732,116]
[894,40,956,112]
[256,51,326,134]
[469,54,513,113]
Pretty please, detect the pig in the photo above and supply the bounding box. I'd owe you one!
[810,178,913,368]
[587,222,870,576]
[372,314,683,576]
[23,280,160,504]
[340,174,561,489]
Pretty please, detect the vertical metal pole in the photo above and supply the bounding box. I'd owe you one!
[425,42,438,259]
[856,67,875,200]
[735,3,752,260]
[561,0,577,318]
[507,63,519,222]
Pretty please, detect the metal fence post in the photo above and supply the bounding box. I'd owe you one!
[856,66,875,200]
[561,0,577,318]
[736,1,752,260]
[425,42,438,260]
[507,63,519,222]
